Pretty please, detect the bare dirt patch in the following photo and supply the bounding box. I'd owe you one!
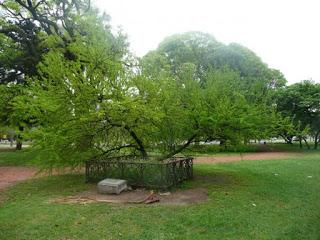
[51,187,208,205]
[0,166,37,190]
[194,152,302,164]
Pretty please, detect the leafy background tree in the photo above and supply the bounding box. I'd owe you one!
[275,80,320,148]
[141,32,285,150]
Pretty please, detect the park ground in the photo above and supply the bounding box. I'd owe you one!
[0,144,319,239]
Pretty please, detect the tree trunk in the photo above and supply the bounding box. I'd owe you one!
[16,140,22,150]
[219,139,228,150]
[303,137,310,149]
[194,136,200,146]
[299,137,302,149]
[124,126,147,159]
[280,134,292,144]
[15,126,24,151]
[314,131,320,149]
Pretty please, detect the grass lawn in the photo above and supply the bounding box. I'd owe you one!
[0,151,319,239]
[183,142,315,157]
[0,149,38,166]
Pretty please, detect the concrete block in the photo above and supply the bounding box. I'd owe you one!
[97,178,128,194]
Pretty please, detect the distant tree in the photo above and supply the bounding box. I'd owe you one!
[142,32,286,93]
[156,32,219,81]
[0,84,25,149]
[199,69,274,148]
[276,80,320,148]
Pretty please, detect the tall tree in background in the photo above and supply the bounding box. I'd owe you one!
[276,80,320,148]
[142,32,286,94]
[200,69,274,148]
[141,32,284,148]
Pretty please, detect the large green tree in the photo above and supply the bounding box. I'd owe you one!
[141,32,283,148]
[1,3,292,168]
[0,0,127,149]
[14,49,202,167]
[8,4,203,168]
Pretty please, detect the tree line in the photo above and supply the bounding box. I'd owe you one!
[0,0,319,168]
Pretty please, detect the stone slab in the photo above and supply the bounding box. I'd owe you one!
[97,178,128,195]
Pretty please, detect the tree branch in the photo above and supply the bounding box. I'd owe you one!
[97,144,135,156]
[104,116,148,158]
[163,134,197,160]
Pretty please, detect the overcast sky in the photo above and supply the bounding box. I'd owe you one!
[94,0,320,84]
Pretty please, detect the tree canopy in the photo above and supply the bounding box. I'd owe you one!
[141,32,286,91]
[275,80,320,148]
[3,1,315,169]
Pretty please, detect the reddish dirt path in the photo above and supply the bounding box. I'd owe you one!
[194,152,301,164]
[0,167,37,191]
[52,187,208,205]
[0,152,301,191]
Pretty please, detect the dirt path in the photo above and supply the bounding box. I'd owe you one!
[0,167,37,190]
[0,152,301,191]
[51,187,209,205]
[194,152,301,164]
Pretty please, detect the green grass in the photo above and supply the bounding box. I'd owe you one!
[183,142,319,157]
[183,143,261,156]
[265,142,317,152]
[0,151,319,239]
[0,149,38,166]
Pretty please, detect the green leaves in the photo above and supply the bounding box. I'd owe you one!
[275,80,320,147]
[0,0,294,167]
